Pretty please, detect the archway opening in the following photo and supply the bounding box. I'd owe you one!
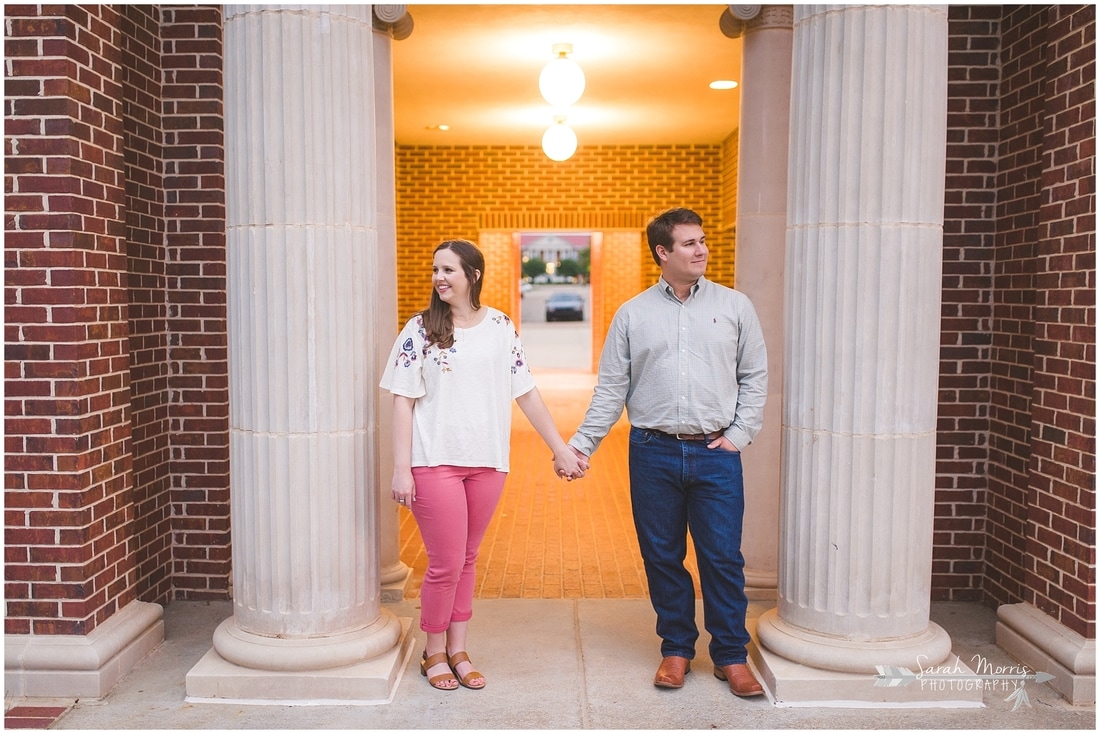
[518,231,592,373]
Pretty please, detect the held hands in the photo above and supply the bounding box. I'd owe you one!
[554,446,590,481]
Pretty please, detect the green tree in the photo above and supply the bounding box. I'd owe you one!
[522,257,547,280]
[577,247,591,277]
[557,258,581,278]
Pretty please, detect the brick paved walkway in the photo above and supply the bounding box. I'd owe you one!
[399,370,701,600]
[3,705,69,729]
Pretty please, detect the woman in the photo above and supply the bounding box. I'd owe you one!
[380,239,586,691]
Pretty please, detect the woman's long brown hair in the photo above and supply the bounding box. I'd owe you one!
[420,239,484,349]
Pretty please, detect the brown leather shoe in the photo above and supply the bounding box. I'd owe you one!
[653,656,691,688]
[714,663,764,697]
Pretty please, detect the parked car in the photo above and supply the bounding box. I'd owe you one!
[545,291,585,322]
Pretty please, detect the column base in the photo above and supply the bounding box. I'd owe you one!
[4,600,164,699]
[380,563,412,603]
[746,586,778,601]
[744,569,778,601]
[756,607,953,674]
[212,607,403,671]
[996,602,1095,705]
[185,615,415,704]
[748,617,983,708]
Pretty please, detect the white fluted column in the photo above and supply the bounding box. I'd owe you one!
[187,4,412,701]
[756,4,954,678]
[371,6,412,600]
[731,5,793,599]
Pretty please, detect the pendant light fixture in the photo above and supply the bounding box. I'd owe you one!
[538,43,585,108]
[542,115,578,162]
[539,43,583,161]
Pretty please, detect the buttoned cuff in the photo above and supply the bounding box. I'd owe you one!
[724,427,753,453]
[568,435,598,457]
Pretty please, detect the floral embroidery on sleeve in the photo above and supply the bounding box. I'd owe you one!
[492,314,528,375]
[393,316,428,369]
[394,336,418,368]
[510,343,527,374]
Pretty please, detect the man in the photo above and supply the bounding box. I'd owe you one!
[568,207,767,697]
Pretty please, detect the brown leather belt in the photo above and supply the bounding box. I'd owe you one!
[652,429,724,442]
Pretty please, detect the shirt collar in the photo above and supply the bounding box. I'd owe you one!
[658,275,706,301]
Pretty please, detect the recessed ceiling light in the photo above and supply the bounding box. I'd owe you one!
[709,80,738,90]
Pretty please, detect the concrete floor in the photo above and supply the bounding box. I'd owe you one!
[20,597,1094,730]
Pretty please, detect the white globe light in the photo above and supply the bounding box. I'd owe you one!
[542,122,578,162]
[539,56,586,107]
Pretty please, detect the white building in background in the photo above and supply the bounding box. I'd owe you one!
[521,232,589,271]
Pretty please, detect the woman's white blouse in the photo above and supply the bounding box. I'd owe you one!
[380,307,536,472]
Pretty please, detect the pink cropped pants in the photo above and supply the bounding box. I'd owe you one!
[410,465,507,633]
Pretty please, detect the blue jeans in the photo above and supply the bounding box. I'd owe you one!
[628,427,750,666]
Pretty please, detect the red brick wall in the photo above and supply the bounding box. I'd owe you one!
[1028,3,1094,637]
[940,5,1095,637]
[160,5,230,600]
[5,4,134,635]
[120,3,173,607]
[938,5,1001,601]
[987,3,1047,613]
[4,4,229,637]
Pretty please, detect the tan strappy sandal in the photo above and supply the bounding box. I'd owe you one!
[421,651,458,690]
[447,651,486,689]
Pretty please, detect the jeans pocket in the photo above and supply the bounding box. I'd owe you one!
[629,427,658,445]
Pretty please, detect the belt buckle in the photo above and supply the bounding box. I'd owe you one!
[674,432,696,441]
